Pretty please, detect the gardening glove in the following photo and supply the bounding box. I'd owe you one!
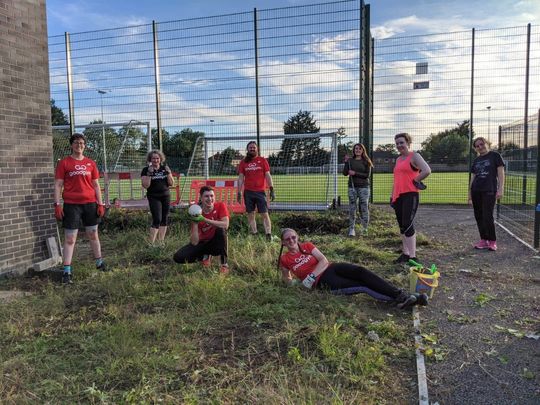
[237,191,242,204]
[54,204,64,220]
[190,214,205,223]
[97,204,106,218]
[413,179,427,190]
[302,273,317,289]
[269,187,275,202]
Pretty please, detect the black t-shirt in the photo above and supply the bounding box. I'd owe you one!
[343,158,371,188]
[470,151,505,193]
[141,165,170,197]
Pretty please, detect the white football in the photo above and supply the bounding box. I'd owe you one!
[188,204,202,216]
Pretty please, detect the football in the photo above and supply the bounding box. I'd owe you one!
[188,204,202,216]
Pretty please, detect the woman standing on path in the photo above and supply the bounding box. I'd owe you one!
[391,133,431,264]
[469,137,505,251]
[141,150,174,245]
[343,143,373,237]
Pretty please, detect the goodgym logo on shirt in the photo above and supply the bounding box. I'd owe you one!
[69,163,92,177]
[245,161,262,172]
[293,254,312,271]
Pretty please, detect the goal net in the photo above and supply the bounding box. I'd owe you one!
[52,120,151,173]
[183,132,339,210]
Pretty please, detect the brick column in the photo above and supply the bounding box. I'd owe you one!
[0,0,57,276]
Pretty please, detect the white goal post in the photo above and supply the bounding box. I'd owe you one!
[183,132,339,211]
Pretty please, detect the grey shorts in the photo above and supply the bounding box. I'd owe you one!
[244,190,268,213]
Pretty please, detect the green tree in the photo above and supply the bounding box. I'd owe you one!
[210,146,241,175]
[163,128,205,172]
[51,99,68,126]
[421,120,472,163]
[51,99,70,162]
[278,110,327,166]
[375,143,398,156]
[83,120,120,170]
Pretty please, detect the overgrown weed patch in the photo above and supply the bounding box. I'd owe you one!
[0,208,420,403]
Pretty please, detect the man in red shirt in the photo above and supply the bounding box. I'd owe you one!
[237,141,275,240]
[54,133,106,284]
[173,186,230,274]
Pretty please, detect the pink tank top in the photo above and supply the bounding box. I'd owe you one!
[392,153,418,203]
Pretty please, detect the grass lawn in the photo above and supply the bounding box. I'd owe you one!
[103,172,473,205]
[0,209,430,403]
[101,171,536,207]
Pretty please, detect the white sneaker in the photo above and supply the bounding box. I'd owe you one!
[348,227,356,237]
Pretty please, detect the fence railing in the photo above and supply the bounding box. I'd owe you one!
[48,3,539,246]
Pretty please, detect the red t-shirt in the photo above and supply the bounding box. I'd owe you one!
[198,201,229,241]
[238,156,270,192]
[55,156,100,204]
[279,242,324,284]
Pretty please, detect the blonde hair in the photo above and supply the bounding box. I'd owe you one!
[472,137,489,149]
[395,133,412,145]
[147,150,166,163]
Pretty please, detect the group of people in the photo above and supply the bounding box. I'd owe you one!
[54,132,505,308]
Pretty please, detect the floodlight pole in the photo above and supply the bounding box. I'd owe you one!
[98,90,109,174]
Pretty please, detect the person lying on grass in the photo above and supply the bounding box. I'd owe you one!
[277,228,428,309]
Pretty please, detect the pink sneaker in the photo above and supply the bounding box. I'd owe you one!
[473,240,488,249]
[487,241,497,251]
[201,255,212,267]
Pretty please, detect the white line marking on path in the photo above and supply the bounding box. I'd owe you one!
[413,306,429,405]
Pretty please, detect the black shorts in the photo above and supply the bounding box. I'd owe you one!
[63,202,99,229]
[244,190,268,213]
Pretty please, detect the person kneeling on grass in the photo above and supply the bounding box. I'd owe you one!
[278,228,428,309]
[173,186,230,274]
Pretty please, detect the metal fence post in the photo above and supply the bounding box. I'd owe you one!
[359,0,365,144]
[534,108,540,248]
[522,23,531,205]
[64,32,74,135]
[152,20,163,151]
[253,8,261,151]
[467,28,475,189]
[497,124,502,219]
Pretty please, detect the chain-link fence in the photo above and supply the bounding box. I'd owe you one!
[373,25,540,246]
[499,111,539,247]
[48,2,539,246]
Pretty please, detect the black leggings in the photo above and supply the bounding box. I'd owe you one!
[393,192,419,236]
[471,190,497,241]
[148,195,170,228]
[173,228,228,264]
[317,263,402,301]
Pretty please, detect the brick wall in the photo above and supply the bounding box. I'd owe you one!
[0,0,57,276]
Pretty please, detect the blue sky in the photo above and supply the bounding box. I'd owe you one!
[47,0,539,38]
[46,0,539,153]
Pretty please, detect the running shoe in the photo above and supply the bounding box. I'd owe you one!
[473,240,488,249]
[394,253,410,264]
[414,293,429,306]
[201,255,212,266]
[397,294,417,309]
[219,264,230,275]
[61,272,73,285]
[96,261,108,272]
[348,227,356,237]
[487,241,497,251]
